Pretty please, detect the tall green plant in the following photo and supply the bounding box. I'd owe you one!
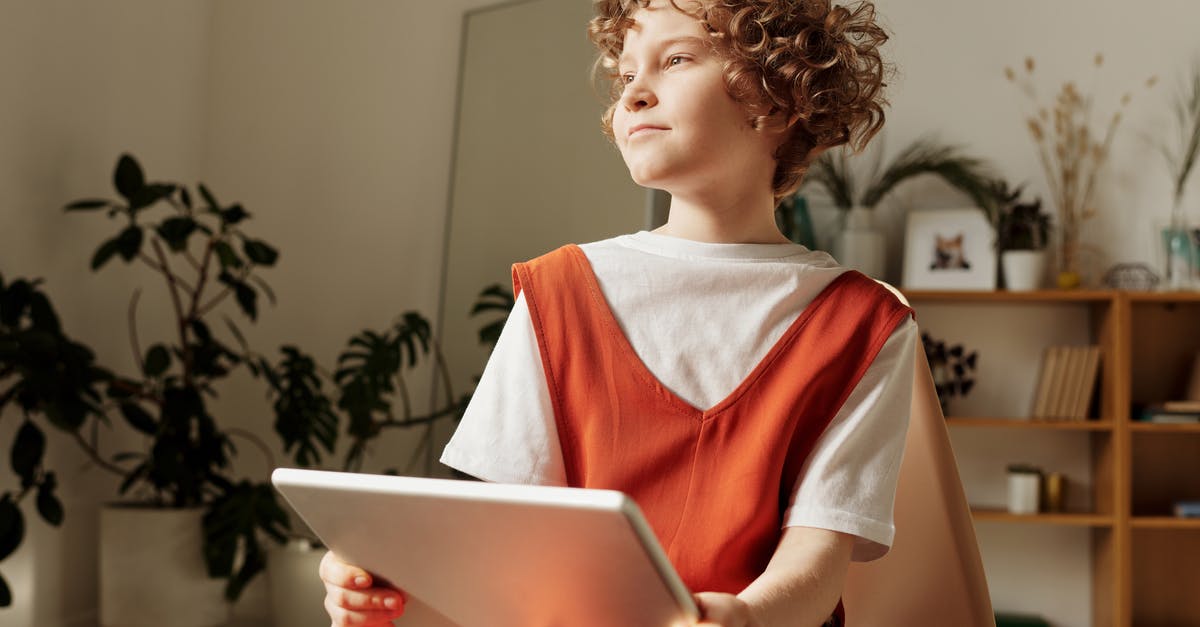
[802,135,998,212]
[0,276,110,606]
[1,154,517,607]
[0,153,293,604]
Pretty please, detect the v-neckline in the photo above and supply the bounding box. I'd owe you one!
[562,244,851,420]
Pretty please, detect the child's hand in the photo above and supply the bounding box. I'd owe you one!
[319,550,407,625]
[694,592,761,627]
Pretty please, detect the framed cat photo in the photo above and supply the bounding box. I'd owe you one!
[901,208,997,290]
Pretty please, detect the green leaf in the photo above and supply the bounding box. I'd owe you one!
[29,292,61,335]
[36,473,64,527]
[0,573,10,607]
[221,204,249,225]
[64,199,110,212]
[0,495,24,561]
[234,283,257,321]
[113,154,145,202]
[242,239,278,266]
[190,319,212,343]
[180,186,192,209]
[11,421,46,483]
[250,275,276,306]
[214,241,242,270]
[198,183,220,212]
[118,462,148,496]
[91,237,122,270]
[157,217,197,252]
[115,226,144,262]
[129,183,175,213]
[119,402,158,436]
[144,344,170,377]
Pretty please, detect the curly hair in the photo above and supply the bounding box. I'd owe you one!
[589,0,891,202]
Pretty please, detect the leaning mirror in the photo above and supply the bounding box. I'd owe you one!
[436,0,651,406]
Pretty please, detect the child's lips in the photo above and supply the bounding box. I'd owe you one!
[628,125,669,138]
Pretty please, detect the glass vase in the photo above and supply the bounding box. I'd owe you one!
[1163,204,1195,290]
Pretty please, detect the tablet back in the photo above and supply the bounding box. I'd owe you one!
[271,468,698,627]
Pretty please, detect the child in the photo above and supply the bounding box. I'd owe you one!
[320,1,913,625]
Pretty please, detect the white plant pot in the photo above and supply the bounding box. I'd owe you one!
[100,505,228,627]
[267,539,328,627]
[835,206,886,279]
[1001,250,1047,291]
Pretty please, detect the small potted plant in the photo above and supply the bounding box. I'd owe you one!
[991,182,1052,290]
[1154,63,1200,290]
[921,332,978,416]
[802,135,998,279]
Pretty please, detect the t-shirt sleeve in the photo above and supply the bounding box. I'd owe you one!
[439,291,568,486]
[782,316,917,562]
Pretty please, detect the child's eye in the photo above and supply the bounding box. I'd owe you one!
[667,55,688,67]
[621,73,635,85]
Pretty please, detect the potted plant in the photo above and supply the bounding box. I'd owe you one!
[1,163,290,627]
[1,153,513,623]
[1005,54,1157,288]
[256,287,510,627]
[921,332,978,416]
[801,135,997,278]
[988,182,1052,290]
[1154,63,1200,289]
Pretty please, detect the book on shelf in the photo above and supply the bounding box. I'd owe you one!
[1175,501,1200,518]
[1030,344,1101,421]
[1134,403,1200,424]
[1030,346,1058,418]
[1163,399,1200,412]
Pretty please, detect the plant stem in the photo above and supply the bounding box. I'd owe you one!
[430,338,456,409]
[378,401,465,430]
[226,427,276,470]
[70,430,128,476]
[138,253,195,293]
[188,239,216,321]
[151,239,193,382]
[395,371,413,421]
[128,289,144,372]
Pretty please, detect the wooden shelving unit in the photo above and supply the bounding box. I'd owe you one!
[904,288,1200,627]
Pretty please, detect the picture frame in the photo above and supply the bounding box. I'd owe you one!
[902,208,997,290]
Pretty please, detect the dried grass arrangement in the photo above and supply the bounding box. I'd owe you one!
[1157,63,1200,213]
[1005,55,1157,287]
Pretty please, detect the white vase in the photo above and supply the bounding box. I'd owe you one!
[1001,250,1047,291]
[100,505,228,627]
[267,539,329,627]
[1007,472,1041,515]
[835,206,886,278]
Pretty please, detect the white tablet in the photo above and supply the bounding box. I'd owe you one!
[271,468,699,627]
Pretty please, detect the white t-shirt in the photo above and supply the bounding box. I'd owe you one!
[441,230,916,562]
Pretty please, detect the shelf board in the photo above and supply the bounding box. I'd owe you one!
[971,508,1114,526]
[1130,422,1200,433]
[1126,290,1200,303]
[1130,516,1200,530]
[902,289,1117,303]
[946,417,1113,431]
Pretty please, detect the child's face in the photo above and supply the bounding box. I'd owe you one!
[612,0,780,197]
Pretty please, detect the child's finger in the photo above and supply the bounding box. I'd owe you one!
[319,550,373,589]
[325,581,406,613]
[324,594,404,626]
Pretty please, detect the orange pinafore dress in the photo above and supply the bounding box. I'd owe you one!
[512,244,913,623]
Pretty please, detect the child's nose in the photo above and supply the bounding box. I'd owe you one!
[620,79,657,111]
